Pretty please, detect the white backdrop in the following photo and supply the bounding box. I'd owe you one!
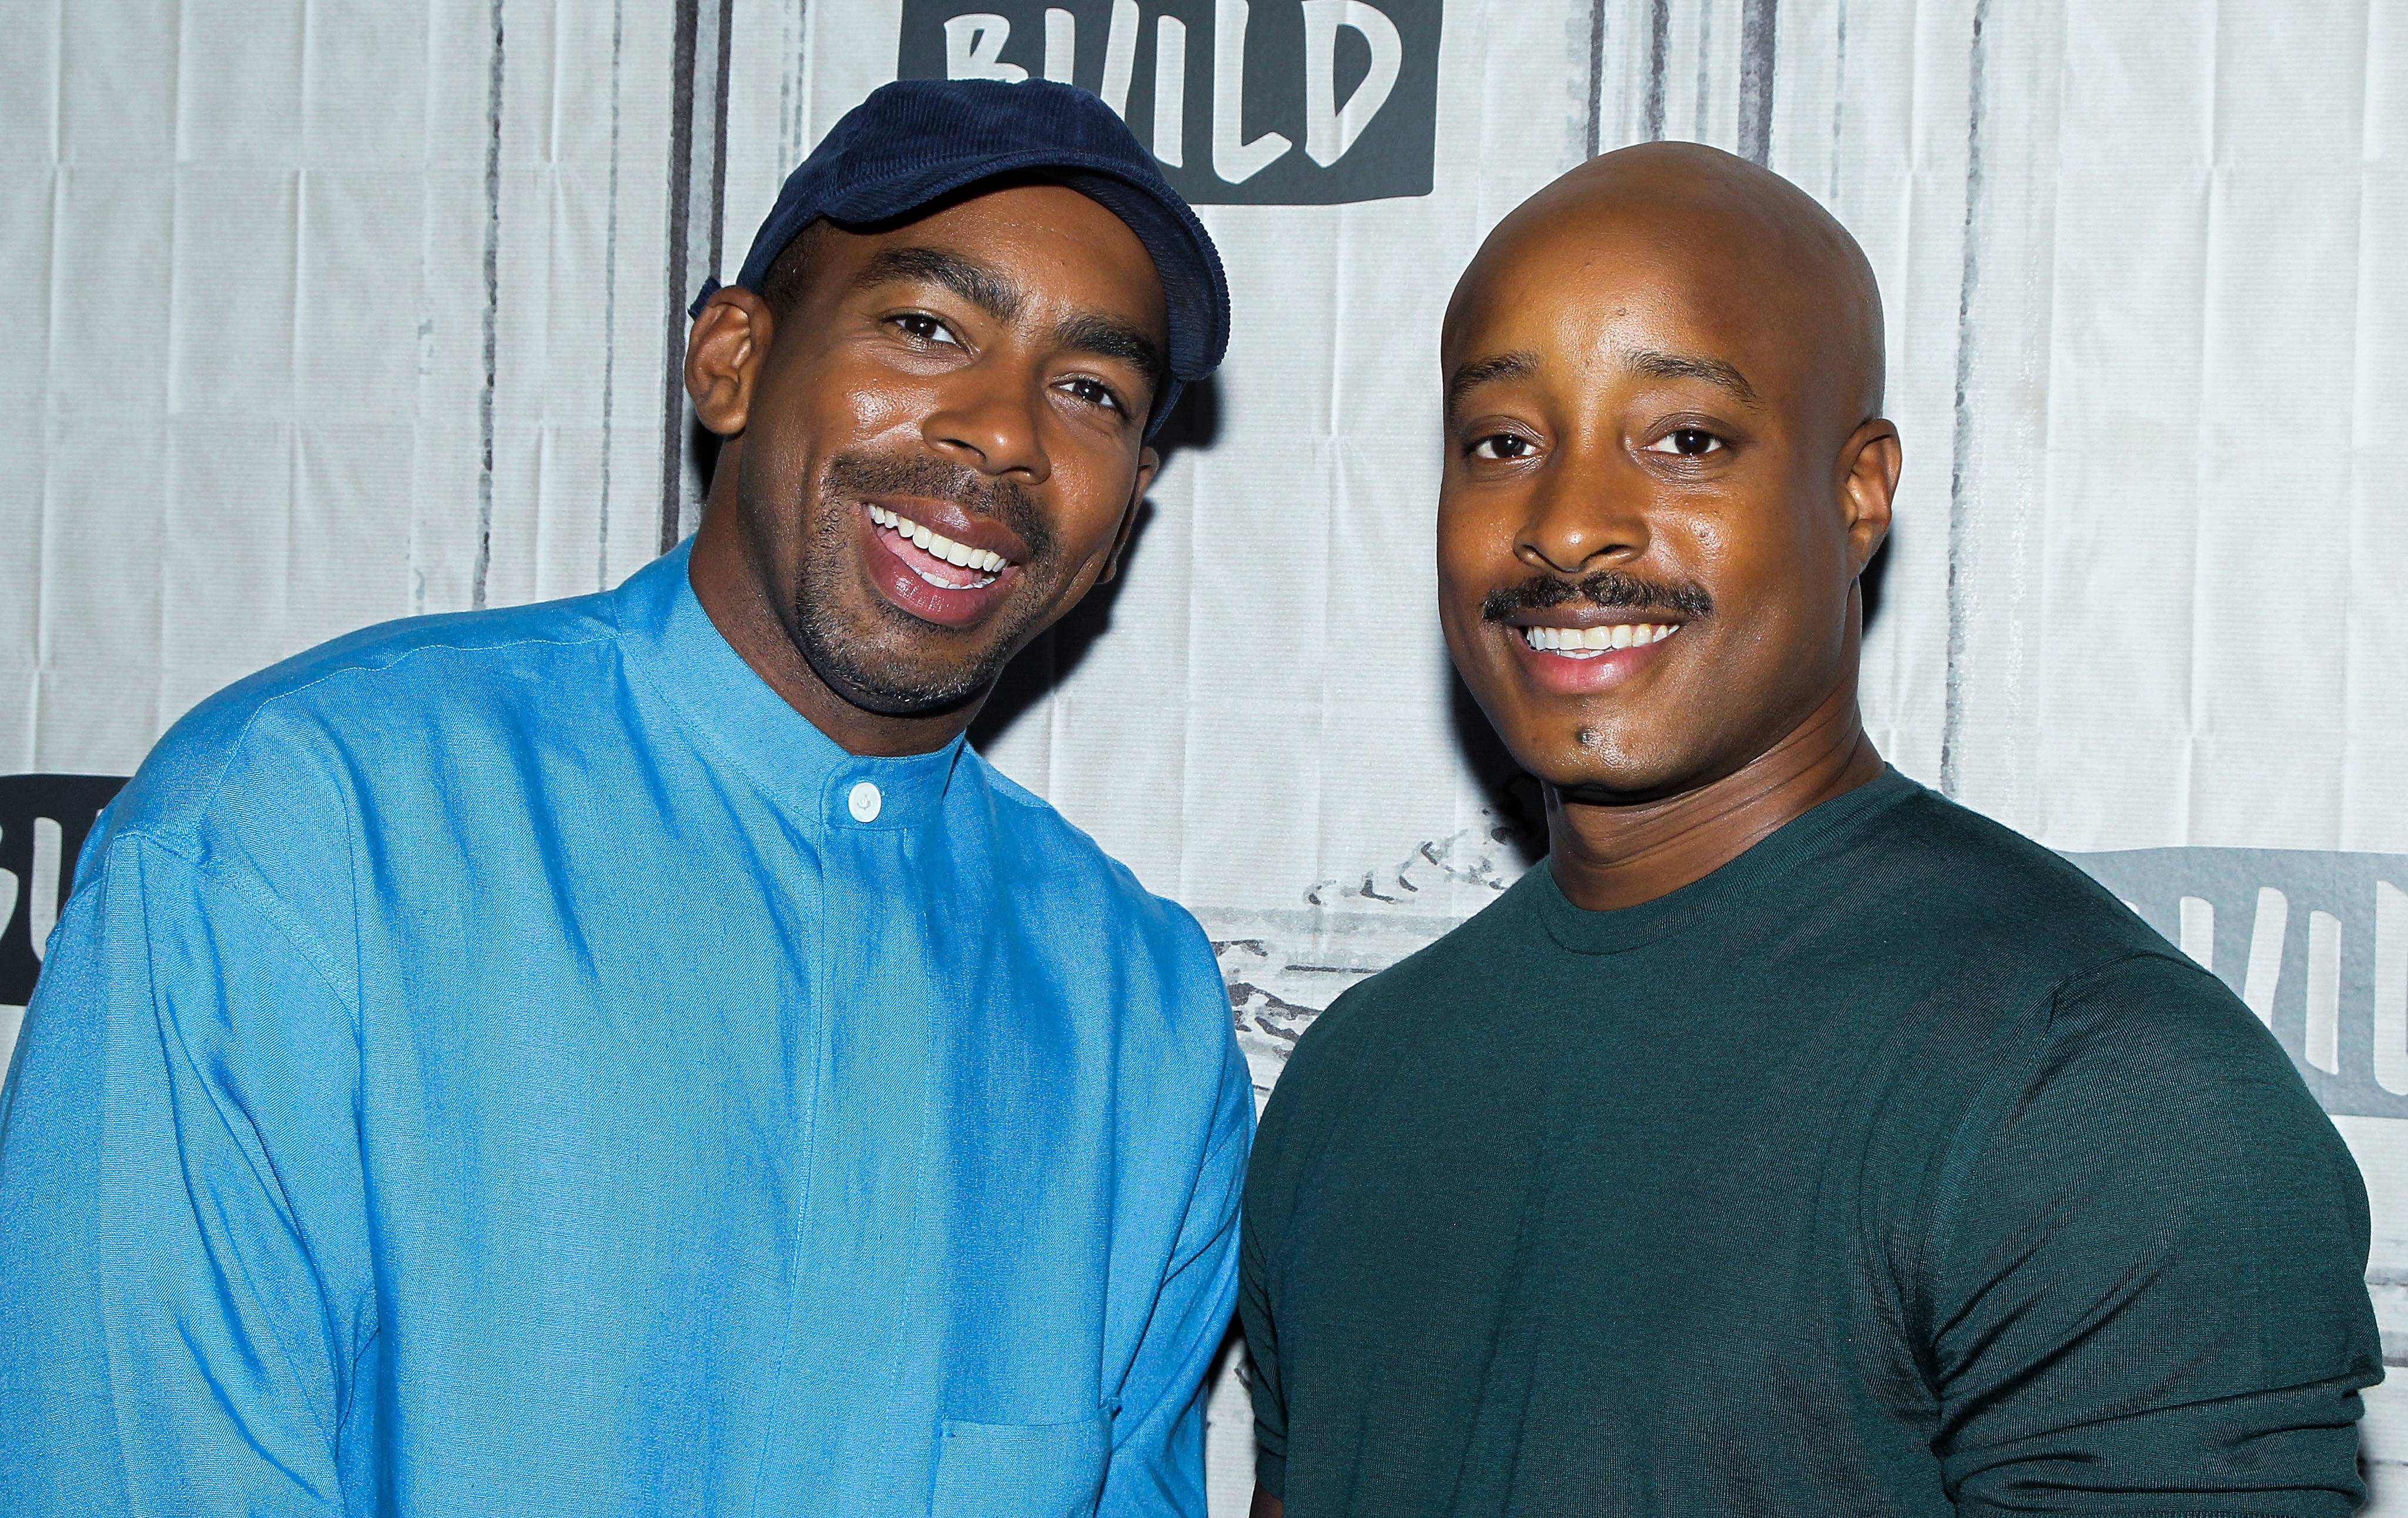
[6,1,2407,1509]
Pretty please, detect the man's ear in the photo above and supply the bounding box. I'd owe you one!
[1837,419,1901,576]
[684,287,776,437]
[1097,444,1160,584]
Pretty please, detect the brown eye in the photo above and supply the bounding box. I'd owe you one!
[1469,433,1535,461]
[890,312,962,347]
[1643,427,1724,457]
[1058,376,1127,414]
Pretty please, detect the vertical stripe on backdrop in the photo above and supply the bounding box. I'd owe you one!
[772,2,815,185]
[795,3,813,165]
[473,0,505,609]
[1940,0,1992,798]
[709,0,734,282]
[1827,0,1847,200]
[659,0,700,556]
[658,0,737,556]
[1693,1,1713,142]
[779,4,798,172]
[600,0,625,590]
[1736,0,1776,166]
[1585,0,1607,159]
[1643,0,1670,142]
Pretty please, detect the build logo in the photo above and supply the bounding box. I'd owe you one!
[0,774,123,1072]
[2069,848,2408,1122]
[897,1,1443,204]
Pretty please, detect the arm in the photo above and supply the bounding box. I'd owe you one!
[0,835,376,1515]
[1235,1086,1290,1515]
[1097,1038,1254,1517]
[1929,955,2381,1514]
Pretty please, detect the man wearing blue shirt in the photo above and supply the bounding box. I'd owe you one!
[0,80,1251,1517]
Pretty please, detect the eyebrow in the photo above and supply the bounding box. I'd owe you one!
[1054,312,1166,389]
[850,246,1022,322]
[851,244,1164,392]
[1444,350,1540,420]
[1622,346,1761,406]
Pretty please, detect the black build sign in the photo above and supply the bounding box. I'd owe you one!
[897,1,1442,205]
[1,774,125,1007]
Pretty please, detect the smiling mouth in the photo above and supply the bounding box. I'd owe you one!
[1521,623,1682,656]
[867,503,1013,590]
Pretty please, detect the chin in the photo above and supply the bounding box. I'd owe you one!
[1502,713,1700,800]
[796,617,1000,717]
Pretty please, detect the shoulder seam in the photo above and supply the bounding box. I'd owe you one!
[112,840,359,1445]
[119,831,363,1035]
[1911,944,2219,1354]
[2039,947,2201,1034]
[970,750,1051,811]
[127,628,613,854]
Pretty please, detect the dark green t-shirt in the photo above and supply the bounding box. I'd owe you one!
[1240,769,2380,1515]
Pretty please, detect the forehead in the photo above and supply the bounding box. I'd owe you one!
[1444,203,1814,402]
[840,182,1168,330]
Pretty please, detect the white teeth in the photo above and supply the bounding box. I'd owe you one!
[870,504,1011,576]
[1522,623,1682,654]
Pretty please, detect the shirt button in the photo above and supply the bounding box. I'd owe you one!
[847,780,882,823]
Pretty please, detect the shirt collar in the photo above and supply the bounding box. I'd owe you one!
[1532,766,1921,955]
[612,539,967,831]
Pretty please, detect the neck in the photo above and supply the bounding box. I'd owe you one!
[1545,684,1883,912]
[685,463,984,759]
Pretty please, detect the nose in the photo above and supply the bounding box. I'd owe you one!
[920,364,1052,486]
[1516,443,1648,576]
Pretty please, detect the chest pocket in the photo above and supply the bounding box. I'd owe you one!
[930,1410,1113,1518]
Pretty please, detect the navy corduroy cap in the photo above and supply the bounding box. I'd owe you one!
[698,78,1229,436]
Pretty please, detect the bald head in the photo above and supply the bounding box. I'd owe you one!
[1446,141,1885,434]
[1432,140,1901,807]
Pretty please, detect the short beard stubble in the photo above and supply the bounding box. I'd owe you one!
[783,450,1065,717]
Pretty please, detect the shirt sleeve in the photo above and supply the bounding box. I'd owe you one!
[1927,952,2383,1514]
[1097,1031,1254,1518]
[1238,986,1344,1506]
[1236,1169,1287,1501]
[0,833,377,1517]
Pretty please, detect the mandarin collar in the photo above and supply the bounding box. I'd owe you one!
[612,540,966,831]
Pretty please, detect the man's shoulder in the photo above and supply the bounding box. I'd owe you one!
[102,591,621,857]
[1818,783,2312,1107]
[1828,779,2180,991]
[967,750,1224,987]
[966,754,1250,1167]
[1271,875,1545,1098]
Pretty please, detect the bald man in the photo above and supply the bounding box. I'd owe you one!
[1238,146,2380,1515]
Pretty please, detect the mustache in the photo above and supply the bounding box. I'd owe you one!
[1481,570,1714,623]
[821,451,1056,564]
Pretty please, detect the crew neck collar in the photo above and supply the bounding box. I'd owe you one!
[1532,765,1921,956]
[611,539,966,830]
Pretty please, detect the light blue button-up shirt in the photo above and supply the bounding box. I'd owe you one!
[0,543,1252,1517]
